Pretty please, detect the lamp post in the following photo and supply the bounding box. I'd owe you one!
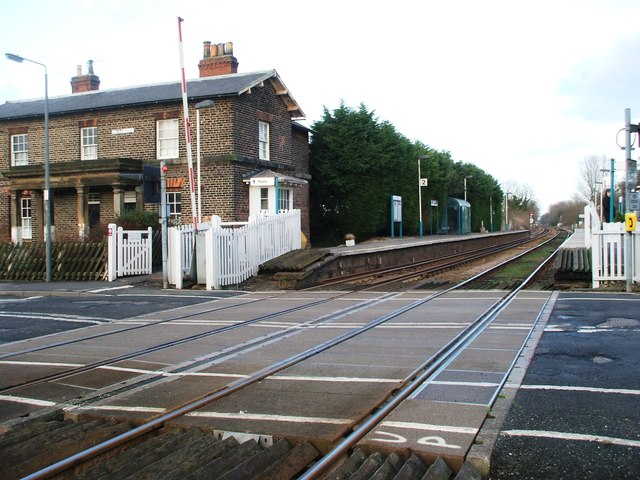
[505,192,512,231]
[489,196,493,232]
[464,175,473,202]
[195,99,215,223]
[6,53,51,282]
[417,155,429,238]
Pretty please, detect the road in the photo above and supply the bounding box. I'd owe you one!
[0,287,239,344]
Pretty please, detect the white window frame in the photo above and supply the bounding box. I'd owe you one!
[21,197,32,240]
[167,192,182,220]
[258,121,270,160]
[260,187,269,211]
[278,188,292,212]
[81,127,98,160]
[157,119,179,159]
[11,134,29,166]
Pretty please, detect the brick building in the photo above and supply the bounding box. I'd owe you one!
[0,42,310,244]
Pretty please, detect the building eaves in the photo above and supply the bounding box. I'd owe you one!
[0,69,304,120]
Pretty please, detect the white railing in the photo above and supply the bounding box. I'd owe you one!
[168,210,301,290]
[107,224,153,281]
[585,204,640,287]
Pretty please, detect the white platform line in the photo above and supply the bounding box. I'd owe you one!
[501,429,640,448]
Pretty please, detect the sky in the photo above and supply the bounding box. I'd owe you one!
[2,0,639,214]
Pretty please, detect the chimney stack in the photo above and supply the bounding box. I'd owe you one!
[198,41,238,78]
[71,60,100,93]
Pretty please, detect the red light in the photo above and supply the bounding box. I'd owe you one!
[161,165,168,173]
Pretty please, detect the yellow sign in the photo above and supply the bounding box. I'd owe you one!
[625,212,637,232]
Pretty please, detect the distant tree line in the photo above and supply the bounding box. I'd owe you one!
[309,103,537,246]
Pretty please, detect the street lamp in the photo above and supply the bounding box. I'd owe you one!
[6,53,51,282]
[464,175,473,202]
[505,192,512,231]
[417,154,429,238]
[195,99,215,223]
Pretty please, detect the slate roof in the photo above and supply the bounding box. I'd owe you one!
[0,70,304,120]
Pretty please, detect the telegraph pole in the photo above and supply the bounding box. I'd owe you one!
[624,108,637,292]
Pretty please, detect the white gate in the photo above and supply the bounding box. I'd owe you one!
[107,223,153,281]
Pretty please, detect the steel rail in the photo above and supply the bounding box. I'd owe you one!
[18,231,559,479]
[316,229,550,289]
[299,231,562,478]
[0,292,354,393]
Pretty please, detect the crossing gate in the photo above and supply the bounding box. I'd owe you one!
[107,223,153,281]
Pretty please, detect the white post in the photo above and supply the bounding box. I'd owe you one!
[107,223,117,281]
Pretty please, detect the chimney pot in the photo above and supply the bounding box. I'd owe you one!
[198,41,238,78]
[76,65,82,76]
[203,41,211,59]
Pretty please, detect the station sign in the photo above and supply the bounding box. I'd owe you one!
[250,178,275,186]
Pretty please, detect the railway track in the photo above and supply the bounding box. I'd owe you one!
[311,229,556,290]
[0,234,563,479]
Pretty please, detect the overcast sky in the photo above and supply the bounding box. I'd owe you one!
[2,0,639,213]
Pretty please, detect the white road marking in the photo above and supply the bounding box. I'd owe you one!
[516,384,640,396]
[188,411,352,425]
[71,405,165,413]
[0,360,84,367]
[273,374,400,383]
[0,312,109,324]
[88,285,134,293]
[0,296,44,303]
[97,365,250,378]
[431,380,501,387]
[501,429,640,448]
[0,395,57,406]
[380,420,478,435]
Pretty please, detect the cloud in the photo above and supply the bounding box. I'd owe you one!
[561,33,640,123]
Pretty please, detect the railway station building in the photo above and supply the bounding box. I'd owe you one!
[0,42,311,244]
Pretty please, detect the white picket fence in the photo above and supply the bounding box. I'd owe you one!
[107,224,153,281]
[168,210,302,290]
[583,204,640,287]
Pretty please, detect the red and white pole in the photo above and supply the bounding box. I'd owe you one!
[177,17,198,231]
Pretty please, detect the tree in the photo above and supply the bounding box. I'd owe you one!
[543,199,586,227]
[310,103,507,244]
[577,154,609,204]
[309,103,414,244]
[501,180,539,229]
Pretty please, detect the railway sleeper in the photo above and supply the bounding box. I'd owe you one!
[325,448,483,480]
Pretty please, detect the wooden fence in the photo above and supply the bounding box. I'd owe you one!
[0,241,107,281]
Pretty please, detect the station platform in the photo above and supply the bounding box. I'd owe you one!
[263,230,530,288]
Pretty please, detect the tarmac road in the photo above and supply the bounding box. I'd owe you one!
[0,280,240,344]
[489,292,640,479]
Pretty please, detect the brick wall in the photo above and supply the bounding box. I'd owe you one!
[0,75,311,242]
